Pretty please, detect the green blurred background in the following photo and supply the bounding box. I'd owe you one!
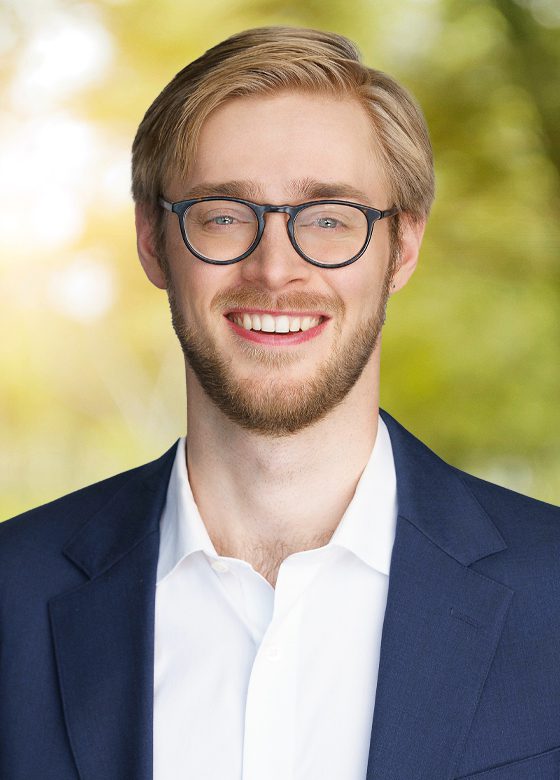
[1,0,559,519]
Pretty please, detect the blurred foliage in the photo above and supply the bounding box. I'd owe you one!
[1,0,558,518]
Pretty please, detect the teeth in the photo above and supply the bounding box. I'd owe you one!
[261,314,276,333]
[273,315,290,333]
[230,313,322,333]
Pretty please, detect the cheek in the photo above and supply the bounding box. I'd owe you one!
[175,261,239,323]
[334,262,386,315]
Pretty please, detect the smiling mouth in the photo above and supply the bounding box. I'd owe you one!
[225,312,327,334]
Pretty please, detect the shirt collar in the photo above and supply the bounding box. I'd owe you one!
[156,435,217,584]
[157,416,398,584]
[328,416,397,575]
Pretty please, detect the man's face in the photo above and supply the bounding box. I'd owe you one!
[159,91,399,437]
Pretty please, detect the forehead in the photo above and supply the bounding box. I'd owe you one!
[176,91,388,204]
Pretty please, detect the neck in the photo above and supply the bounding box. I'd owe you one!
[182,357,381,587]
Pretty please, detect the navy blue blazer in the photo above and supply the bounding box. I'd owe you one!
[1,409,560,779]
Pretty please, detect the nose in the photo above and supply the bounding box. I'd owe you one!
[238,212,312,290]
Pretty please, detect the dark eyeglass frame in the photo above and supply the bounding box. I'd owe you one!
[159,195,399,269]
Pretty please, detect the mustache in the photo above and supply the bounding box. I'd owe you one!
[210,287,345,318]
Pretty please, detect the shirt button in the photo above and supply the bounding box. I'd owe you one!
[264,645,281,661]
[211,560,229,573]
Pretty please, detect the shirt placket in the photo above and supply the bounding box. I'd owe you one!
[241,550,330,780]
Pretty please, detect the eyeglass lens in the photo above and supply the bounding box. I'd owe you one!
[183,201,369,264]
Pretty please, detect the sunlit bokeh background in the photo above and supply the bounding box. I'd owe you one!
[1,0,559,519]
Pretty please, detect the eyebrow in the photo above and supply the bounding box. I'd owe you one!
[182,178,373,204]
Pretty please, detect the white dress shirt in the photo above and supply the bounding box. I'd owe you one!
[153,416,398,780]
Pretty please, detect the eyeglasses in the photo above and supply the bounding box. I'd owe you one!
[159,196,399,269]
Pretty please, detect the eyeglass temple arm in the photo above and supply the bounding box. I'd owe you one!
[159,197,173,211]
[380,207,399,219]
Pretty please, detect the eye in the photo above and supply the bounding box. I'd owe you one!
[315,216,343,229]
[188,202,256,229]
[296,200,368,234]
[195,209,254,228]
[298,211,350,230]
[208,214,236,225]
[203,210,247,225]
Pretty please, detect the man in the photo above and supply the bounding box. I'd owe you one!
[1,25,559,780]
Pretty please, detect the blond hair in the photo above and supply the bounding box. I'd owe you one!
[131,26,434,254]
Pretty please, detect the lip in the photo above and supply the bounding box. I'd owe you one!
[224,314,329,346]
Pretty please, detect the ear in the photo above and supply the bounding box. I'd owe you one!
[135,202,168,290]
[390,215,426,294]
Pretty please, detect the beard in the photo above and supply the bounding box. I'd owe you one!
[162,257,394,438]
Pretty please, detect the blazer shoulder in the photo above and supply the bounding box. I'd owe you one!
[0,442,178,554]
[452,465,560,561]
[455,466,559,521]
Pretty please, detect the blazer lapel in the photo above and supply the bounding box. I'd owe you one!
[367,411,515,780]
[48,441,178,780]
